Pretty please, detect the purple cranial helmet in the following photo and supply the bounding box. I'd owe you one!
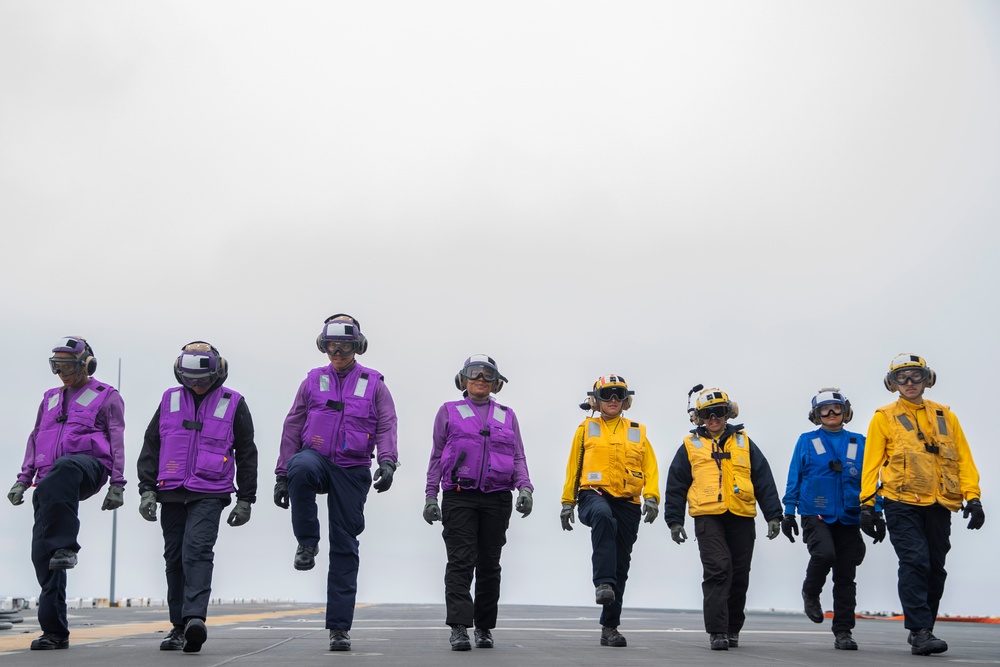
[455,354,508,393]
[316,313,368,355]
[173,341,227,389]
[48,336,97,376]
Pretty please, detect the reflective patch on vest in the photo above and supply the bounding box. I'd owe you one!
[587,472,602,482]
[811,438,826,455]
[76,388,99,407]
[847,439,858,461]
[588,421,602,438]
[936,411,948,436]
[354,376,369,397]
[169,390,181,413]
[47,394,59,411]
[690,436,704,449]
[213,395,231,419]
[493,405,507,425]
[627,427,640,443]
[897,414,914,431]
[736,433,745,448]
[456,404,475,419]
[319,374,330,393]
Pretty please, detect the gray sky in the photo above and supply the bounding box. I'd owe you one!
[2,1,998,616]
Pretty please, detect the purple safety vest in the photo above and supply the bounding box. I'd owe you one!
[31,380,115,481]
[157,385,242,493]
[300,363,382,467]
[441,397,518,493]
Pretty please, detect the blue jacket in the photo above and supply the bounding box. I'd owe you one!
[782,427,873,524]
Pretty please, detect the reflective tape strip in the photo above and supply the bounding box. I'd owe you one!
[690,436,704,449]
[319,375,330,393]
[627,427,640,443]
[847,440,858,461]
[736,433,745,448]
[354,377,369,397]
[588,421,601,438]
[170,390,181,413]
[456,404,475,419]
[47,395,59,411]
[936,413,948,436]
[214,396,231,419]
[493,406,507,425]
[811,438,826,456]
[897,414,914,431]
[76,388,99,407]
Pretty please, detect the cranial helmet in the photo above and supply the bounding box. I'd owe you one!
[455,354,507,393]
[808,387,853,424]
[580,374,634,412]
[173,341,228,389]
[883,353,936,392]
[49,336,97,376]
[690,387,739,425]
[316,313,368,355]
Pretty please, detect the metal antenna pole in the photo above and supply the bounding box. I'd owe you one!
[109,357,120,607]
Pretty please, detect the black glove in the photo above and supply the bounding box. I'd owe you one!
[859,505,886,543]
[560,504,575,531]
[781,514,799,543]
[273,475,289,509]
[372,460,396,493]
[227,499,252,527]
[963,498,985,530]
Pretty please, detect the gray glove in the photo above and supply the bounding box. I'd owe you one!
[642,497,658,524]
[515,488,533,517]
[560,503,575,531]
[372,460,396,493]
[669,523,687,544]
[227,499,252,527]
[273,475,289,509]
[7,482,28,506]
[101,486,124,511]
[767,518,781,540]
[423,497,442,524]
[138,491,158,522]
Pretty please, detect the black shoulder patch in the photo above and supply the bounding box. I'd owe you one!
[630,421,639,427]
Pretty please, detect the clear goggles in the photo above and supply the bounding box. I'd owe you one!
[49,357,83,375]
[461,364,500,382]
[817,404,845,418]
[892,368,929,385]
[323,340,357,355]
[697,405,728,420]
[595,386,628,402]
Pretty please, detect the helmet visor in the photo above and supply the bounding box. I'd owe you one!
[461,363,499,382]
[596,386,628,402]
[892,368,929,385]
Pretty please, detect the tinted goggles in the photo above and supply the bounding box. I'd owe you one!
[49,357,83,375]
[697,405,728,420]
[324,341,357,355]
[180,375,214,389]
[595,386,628,402]
[892,368,928,385]
[461,364,499,382]
[817,405,844,418]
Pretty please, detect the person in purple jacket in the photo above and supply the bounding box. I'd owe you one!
[273,314,398,652]
[136,341,258,653]
[423,355,533,651]
[7,336,126,651]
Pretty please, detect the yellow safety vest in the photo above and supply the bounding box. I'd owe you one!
[684,430,756,517]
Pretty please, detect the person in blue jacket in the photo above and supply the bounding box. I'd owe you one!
[781,389,871,651]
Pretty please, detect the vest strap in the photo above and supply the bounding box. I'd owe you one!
[326,400,344,411]
[183,419,203,431]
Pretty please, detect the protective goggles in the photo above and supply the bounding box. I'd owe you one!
[817,405,844,418]
[48,357,83,375]
[461,364,499,382]
[892,368,929,385]
[697,405,728,420]
[323,340,357,355]
[595,386,628,402]
[180,375,214,389]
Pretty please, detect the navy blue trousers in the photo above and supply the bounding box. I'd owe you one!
[161,498,224,626]
[694,512,755,635]
[30,455,106,636]
[577,490,641,628]
[884,500,952,630]
[441,489,512,629]
[287,448,371,630]
[801,517,865,634]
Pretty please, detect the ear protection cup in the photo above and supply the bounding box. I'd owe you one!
[318,313,368,355]
[728,402,739,420]
[81,340,97,376]
[455,374,465,391]
[173,341,227,385]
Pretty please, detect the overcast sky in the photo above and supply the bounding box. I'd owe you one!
[2,1,998,618]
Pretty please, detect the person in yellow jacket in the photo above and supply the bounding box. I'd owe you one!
[860,353,984,657]
[560,374,659,649]
[662,386,782,651]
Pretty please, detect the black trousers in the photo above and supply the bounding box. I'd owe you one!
[30,455,106,636]
[800,517,865,633]
[441,489,512,629]
[577,490,641,629]
[883,500,952,630]
[161,498,225,627]
[694,512,755,635]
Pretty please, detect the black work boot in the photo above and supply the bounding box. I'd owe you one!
[600,626,627,647]
[48,549,78,570]
[834,630,858,650]
[727,632,739,648]
[910,628,947,655]
[450,625,471,651]
[182,618,207,653]
[294,545,319,571]
[160,625,185,651]
[710,633,729,650]
[474,628,493,648]
[30,632,69,650]
[329,629,351,651]
[802,590,824,623]
[595,583,615,605]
